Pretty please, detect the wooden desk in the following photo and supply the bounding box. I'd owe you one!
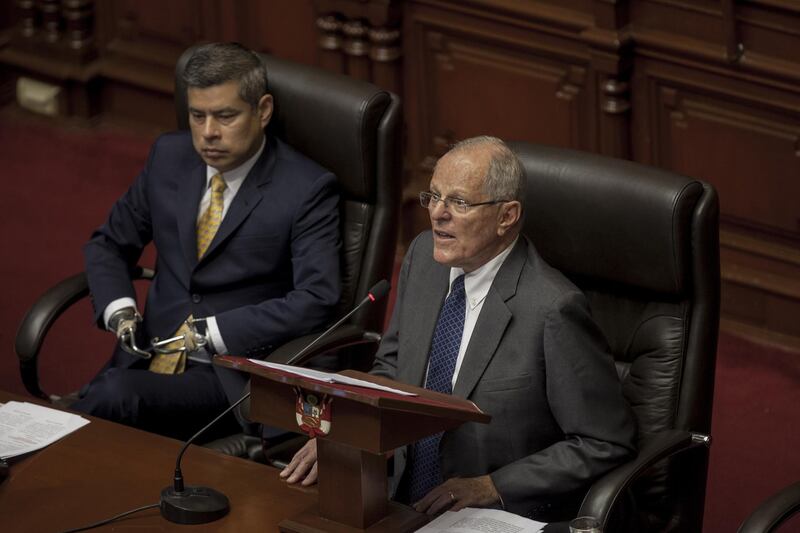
[0,391,315,532]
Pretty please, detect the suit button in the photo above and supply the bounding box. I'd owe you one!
[192,294,202,303]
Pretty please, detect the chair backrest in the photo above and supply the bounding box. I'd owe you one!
[174,48,402,336]
[511,142,720,530]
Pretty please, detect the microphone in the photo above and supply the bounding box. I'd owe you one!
[159,279,391,524]
[286,278,390,365]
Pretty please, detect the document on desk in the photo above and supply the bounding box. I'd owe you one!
[415,508,547,533]
[0,401,89,459]
[248,360,417,396]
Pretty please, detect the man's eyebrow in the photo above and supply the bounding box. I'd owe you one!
[187,106,240,115]
[429,183,469,197]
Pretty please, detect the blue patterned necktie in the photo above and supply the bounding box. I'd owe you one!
[408,274,466,502]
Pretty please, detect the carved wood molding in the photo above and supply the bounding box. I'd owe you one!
[720,318,800,354]
[415,26,590,169]
[601,77,630,114]
[635,29,800,89]
[721,230,800,269]
[12,0,96,64]
[312,0,402,92]
[557,66,586,102]
[744,0,800,16]
[415,0,592,35]
[722,262,800,301]
[656,81,800,238]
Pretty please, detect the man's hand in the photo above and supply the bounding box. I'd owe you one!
[414,475,501,515]
[280,438,318,486]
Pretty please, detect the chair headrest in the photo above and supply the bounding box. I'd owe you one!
[175,48,394,203]
[510,142,704,295]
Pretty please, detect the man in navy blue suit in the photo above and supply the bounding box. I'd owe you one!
[72,43,341,440]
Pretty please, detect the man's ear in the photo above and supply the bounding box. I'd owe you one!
[497,201,522,236]
[258,93,273,129]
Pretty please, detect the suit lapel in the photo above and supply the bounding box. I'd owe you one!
[197,137,275,264]
[452,238,528,399]
[177,163,207,271]
[403,256,450,387]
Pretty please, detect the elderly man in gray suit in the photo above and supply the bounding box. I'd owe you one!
[281,136,636,521]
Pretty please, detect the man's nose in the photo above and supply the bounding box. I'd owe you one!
[202,118,220,139]
[429,200,450,220]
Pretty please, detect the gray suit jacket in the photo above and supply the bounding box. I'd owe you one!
[372,232,636,518]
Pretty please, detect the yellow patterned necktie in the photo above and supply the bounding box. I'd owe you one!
[150,173,226,374]
[196,173,227,258]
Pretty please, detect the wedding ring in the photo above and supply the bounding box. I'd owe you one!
[449,491,455,503]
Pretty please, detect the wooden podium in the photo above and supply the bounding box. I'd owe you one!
[214,356,490,533]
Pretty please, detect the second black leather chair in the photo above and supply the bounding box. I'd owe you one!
[513,142,720,532]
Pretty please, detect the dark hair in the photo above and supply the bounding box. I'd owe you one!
[182,42,268,108]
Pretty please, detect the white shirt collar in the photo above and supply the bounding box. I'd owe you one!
[205,135,266,193]
[449,236,519,310]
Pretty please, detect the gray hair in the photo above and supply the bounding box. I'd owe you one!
[182,42,268,108]
[449,136,526,207]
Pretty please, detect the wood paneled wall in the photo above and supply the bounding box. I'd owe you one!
[2,0,799,350]
[0,0,319,127]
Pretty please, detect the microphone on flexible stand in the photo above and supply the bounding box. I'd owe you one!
[286,279,389,366]
[159,279,391,524]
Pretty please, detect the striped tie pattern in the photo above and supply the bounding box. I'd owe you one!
[408,274,466,502]
[149,174,225,374]
[196,173,226,258]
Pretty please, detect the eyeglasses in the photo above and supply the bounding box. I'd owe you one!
[419,191,509,214]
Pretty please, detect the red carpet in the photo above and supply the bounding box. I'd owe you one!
[2,110,799,531]
[705,334,800,532]
[0,110,156,396]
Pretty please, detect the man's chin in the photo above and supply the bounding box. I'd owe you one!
[432,248,457,268]
[201,155,232,171]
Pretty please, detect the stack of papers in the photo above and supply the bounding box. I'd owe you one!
[415,508,547,533]
[0,401,89,459]
[248,360,417,396]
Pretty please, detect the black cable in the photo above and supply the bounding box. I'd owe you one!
[59,502,160,533]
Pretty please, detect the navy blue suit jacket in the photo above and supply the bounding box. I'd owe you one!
[84,131,341,404]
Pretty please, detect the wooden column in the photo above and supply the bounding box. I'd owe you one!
[63,0,94,52]
[585,0,632,159]
[16,0,36,39]
[312,1,403,95]
[369,25,401,96]
[316,13,345,74]
[11,0,95,61]
[342,18,371,81]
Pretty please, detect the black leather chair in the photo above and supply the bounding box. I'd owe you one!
[512,142,720,532]
[15,48,402,458]
[738,482,800,533]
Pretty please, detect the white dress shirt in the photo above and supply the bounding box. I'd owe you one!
[442,236,518,388]
[103,137,267,356]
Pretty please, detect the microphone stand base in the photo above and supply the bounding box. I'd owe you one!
[160,485,230,524]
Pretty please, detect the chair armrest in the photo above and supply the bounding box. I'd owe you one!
[265,323,382,366]
[579,429,708,527]
[738,481,800,533]
[14,266,154,400]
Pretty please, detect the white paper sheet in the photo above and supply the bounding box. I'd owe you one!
[0,401,90,459]
[248,360,417,396]
[415,508,547,533]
